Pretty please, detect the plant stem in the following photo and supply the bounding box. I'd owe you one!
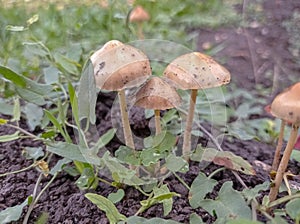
[5,123,38,139]
[154,109,161,135]
[172,172,191,191]
[269,123,299,202]
[271,120,286,171]
[118,89,135,150]
[268,192,300,208]
[182,89,198,161]
[137,22,144,40]
[207,167,226,179]
[0,162,36,177]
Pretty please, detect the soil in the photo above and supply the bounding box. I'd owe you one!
[1,0,300,223]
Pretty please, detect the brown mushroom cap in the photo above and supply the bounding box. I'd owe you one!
[129,5,150,23]
[135,77,182,110]
[90,40,151,91]
[163,52,231,90]
[270,82,300,124]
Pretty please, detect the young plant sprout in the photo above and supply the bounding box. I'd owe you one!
[90,40,151,151]
[135,76,182,135]
[129,5,150,39]
[163,52,231,160]
[268,82,300,202]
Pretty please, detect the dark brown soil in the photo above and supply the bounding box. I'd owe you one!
[1,0,300,223]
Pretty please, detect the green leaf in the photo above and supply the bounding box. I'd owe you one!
[46,142,101,165]
[291,150,300,163]
[153,184,174,216]
[12,97,20,122]
[91,128,116,152]
[0,131,20,142]
[23,147,44,160]
[165,154,189,173]
[44,109,71,142]
[43,66,59,85]
[68,82,80,127]
[125,216,181,224]
[0,66,53,105]
[78,59,97,127]
[189,172,218,208]
[286,198,300,220]
[0,100,14,116]
[24,103,44,131]
[0,66,26,87]
[50,158,72,175]
[54,52,79,74]
[0,198,28,224]
[198,181,252,221]
[140,190,179,215]
[242,181,270,203]
[189,213,204,224]
[108,189,125,204]
[115,146,141,166]
[85,193,126,224]
[75,167,98,190]
[191,146,255,175]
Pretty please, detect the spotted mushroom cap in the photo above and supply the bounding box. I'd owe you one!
[135,76,182,110]
[163,52,231,90]
[270,82,300,124]
[129,5,150,23]
[90,40,151,91]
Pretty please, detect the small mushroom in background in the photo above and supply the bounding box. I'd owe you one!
[135,76,182,135]
[163,52,231,160]
[128,5,150,39]
[268,82,300,202]
[90,40,151,152]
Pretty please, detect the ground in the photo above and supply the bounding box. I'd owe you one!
[1,0,300,223]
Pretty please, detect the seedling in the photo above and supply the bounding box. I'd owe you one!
[269,82,300,202]
[129,5,150,39]
[90,40,151,151]
[163,52,231,160]
[135,76,181,135]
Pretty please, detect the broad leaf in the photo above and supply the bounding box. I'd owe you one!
[286,198,300,220]
[85,193,126,224]
[198,181,251,221]
[46,142,101,165]
[78,59,97,127]
[50,158,72,175]
[24,103,43,131]
[165,154,189,173]
[189,213,204,224]
[191,146,255,175]
[108,189,125,204]
[153,184,174,216]
[189,172,218,208]
[0,198,28,224]
[242,181,270,203]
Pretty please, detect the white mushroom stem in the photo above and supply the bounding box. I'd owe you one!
[154,109,161,135]
[269,123,299,202]
[137,22,144,40]
[271,120,286,171]
[182,89,198,160]
[118,89,135,150]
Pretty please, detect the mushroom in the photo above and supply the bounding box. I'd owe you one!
[268,82,300,202]
[163,52,231,160]
[128,5,150,39]
[90,40,151,151]
[135,76,182,135]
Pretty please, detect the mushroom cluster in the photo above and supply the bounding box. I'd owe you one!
[268,82,300,202]
[90,40,231,170]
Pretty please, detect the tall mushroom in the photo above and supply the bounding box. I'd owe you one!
[128,5,150,39]
[90,40,151,151]
[268,82,300,202]
[163,52,231,160]
[135,76,182,135]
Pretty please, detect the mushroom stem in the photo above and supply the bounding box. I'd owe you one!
[269,123,299,202]
[137,22,144,39]
[154,109,161,135]
[271,120,286,171]
[118,89,135,150]
[182,89,198,160]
